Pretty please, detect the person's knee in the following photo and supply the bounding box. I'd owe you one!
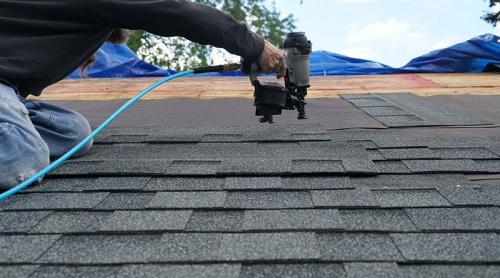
[0,123,50,189]
[67,111,93,158]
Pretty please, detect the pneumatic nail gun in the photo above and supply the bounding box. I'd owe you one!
[242,32,312,123]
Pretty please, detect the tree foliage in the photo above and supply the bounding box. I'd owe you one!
[483,0,500,26]
[127,0,295,70]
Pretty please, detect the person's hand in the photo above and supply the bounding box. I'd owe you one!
[258,40,286,78]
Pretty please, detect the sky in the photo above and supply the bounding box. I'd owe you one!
[272,0,499,67]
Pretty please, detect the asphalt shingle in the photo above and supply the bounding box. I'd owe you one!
[219,233,320,261]
[391,233,500,262]
[292,159,345,173]
[373,161,412,174]
[0,211,51,233]
[29,266,121,278]
[345,263,401,278]
[0,265,39,278]
[317,233,403,261]
[372,189,452,207]
[117,264,240,278]
[144,177,225,191]
[240,264,346,278]
[312,189,379,208]
[0,235,60,263]
[1,193,108,210]
[95,193,156,210]
[154,233,223,262]
[402,159,483,173]
[342,158,378,174]
[224,177,283,190]
[339,209,417,232]
[282,177,353,190]
[147,191,227,209]
[5,123,500,275]
[405,207,500,231]
[242,209,344,231]
[185,211,244,232]
[32,211,112,234]
[225,191,313,209]
[98,210,193,232]
[38,235,163,264]
[432,147,499,159]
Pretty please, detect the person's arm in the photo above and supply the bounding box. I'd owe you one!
[84,0,265,63]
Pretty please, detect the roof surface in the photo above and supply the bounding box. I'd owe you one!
[2,74,500,277]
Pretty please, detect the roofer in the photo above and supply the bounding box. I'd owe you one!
[0,0,285,189]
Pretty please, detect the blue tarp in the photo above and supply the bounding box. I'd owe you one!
[68,33,500,78]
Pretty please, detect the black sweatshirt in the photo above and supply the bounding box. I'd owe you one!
[0,0,265,97]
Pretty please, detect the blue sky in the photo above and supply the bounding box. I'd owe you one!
[272,0,499,67]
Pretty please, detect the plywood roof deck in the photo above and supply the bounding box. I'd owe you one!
[39,73,500,100]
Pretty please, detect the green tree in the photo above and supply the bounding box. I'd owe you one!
[127,0,295,70]
[483,0,500,26]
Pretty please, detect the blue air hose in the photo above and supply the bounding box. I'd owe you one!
[0,64,240,201]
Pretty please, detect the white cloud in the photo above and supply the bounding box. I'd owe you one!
[341,18,441,66]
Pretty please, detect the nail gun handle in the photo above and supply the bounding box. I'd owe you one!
[241,59,260,85]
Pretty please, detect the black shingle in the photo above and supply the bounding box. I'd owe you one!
[153,233,223,262]
[26,178,97,192]
[345,263,401,278]
[432,148,499,159]
[0,235,60,263]
[0,265,39,278]
[242,209,344,231]
[240,263,346,278]
[312,189,379,208]
[201,134,244,142]
[473,160,500,173]
[362,106,411,117]
[339,209,416,232]
[372,189,451,208]
[95,193,156,210]
[291,133,331,141]
[89,177,150,191]
[437,184,497,206]
[345,98,390,107]
[317,233,403,261]
[0,211,51,233]
[147,192,227,209]
[402,159,483,173]
[98,210,192,232]
[165,160,221,175]
[224,177,283,190]
[1,193,108,210]
[367,149,385,160]
[292,160,345,173]
[374,115,428,127]
[185,211,243,232]
[219,159,292,174]
[373,161,411,174]
[342,159,378,174]
[225,192,313,209]
[219,233,320,261]
[379,148,438,160]
[405,207,500,231]
[401,265,500,278]
[117,264,240,278]
[32,211,112,234]
[38,235,163,264]
[30,266,121,278]
[283,177,353,190]
[391,233,500,262]
[144,177,224,191]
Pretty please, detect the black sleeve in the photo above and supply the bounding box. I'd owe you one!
[85,0,265,62]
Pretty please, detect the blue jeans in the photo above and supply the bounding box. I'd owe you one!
[0,83,92,189]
